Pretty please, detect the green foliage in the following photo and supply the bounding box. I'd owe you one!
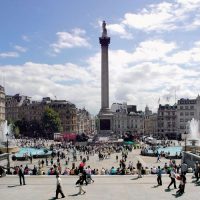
[13,108,62,138]
[15,118,29,135]
[42,108,62,136]
[14,126,20,138]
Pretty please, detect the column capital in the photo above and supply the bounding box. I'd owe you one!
[99,37,110,46]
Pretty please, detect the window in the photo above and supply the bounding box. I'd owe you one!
[190,112,194,116]
[180,106,183,109]
[180,125,185,129]
[180,118,184,122]
[185,112,189,116]
[180,112,184,116]
[185,106,188,109]
[190,106,194,109]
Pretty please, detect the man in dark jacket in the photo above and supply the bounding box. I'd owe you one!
[76,173,86,195]
[18,165,26,185]
[137,161,142,178]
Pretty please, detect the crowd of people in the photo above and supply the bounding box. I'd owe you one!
[1,138,200,198]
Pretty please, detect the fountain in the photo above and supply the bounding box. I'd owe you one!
[182,118,200,168]
[187,118,200,147]
[0,120,19,153]
[0,120,10,143]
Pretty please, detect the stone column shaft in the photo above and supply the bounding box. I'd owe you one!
[101,45,109,110]
[99,36,110,112]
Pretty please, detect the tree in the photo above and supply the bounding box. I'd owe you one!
[15,118,29,137]
[28,120,42,137]
[42,108,62,138]
[14,126,20,138]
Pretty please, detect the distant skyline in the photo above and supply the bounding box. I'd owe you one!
[1,0,200,115]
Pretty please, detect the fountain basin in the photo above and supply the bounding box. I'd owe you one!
[188,139,199,146]
[15,147,52,160]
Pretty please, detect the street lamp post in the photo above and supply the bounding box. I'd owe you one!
[6,133,10,174]
[184,131,187,152]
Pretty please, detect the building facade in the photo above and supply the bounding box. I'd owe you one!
[177,96,200,136]
[144,113,157,137]
[5,94,31,122]
[111,102,144,136]
[157,104,178,139]
[77,108,95,135]
[5,94,94,134]
[0,85,5,121]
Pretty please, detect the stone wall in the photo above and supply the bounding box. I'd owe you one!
[182,151,200,168]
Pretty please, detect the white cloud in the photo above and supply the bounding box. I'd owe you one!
[0,52,19,58]
[164,40,200,64]
[107,23,133,39]
[131,39,177,62]
[51,28,90,53]
[108,0,200,34]
[22,35,30,42]
[14,45,27,53]
[123,2,177,32]
[1,38,200,114]
[0,62,99,113]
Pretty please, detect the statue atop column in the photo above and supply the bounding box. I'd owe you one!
[102,20,107,37]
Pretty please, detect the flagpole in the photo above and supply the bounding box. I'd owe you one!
[175,89,177,104]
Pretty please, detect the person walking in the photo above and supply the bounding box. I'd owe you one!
[46,158,48,166]
[55,174,65,199]
[176,172,186,195]
[0,166,6,177]
[181,162,188,174]
[86,166,94,183]
[116,155,118,162]
[76,173,86,195]
[41,159,44,168]
[157,154,161,162]
[18,165,26,185]
[194,162,199,182]
[167,168,177,189]
[82,169,88,185]
[51,158,54,166]
[137,161,142,178]
[157,166,162,186]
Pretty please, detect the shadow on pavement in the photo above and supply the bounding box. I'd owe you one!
[164,188,171,192]
[172,193,183,198]
[195,181,200,186]
[48,197,56,200]
[130,177,139,180]
[68,193,80,197]
[152,185,160,188]
[8,185,21,188]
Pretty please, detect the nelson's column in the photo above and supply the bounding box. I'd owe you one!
[98,21,113,135]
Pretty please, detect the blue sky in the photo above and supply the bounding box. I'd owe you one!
[1,0,200,114]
